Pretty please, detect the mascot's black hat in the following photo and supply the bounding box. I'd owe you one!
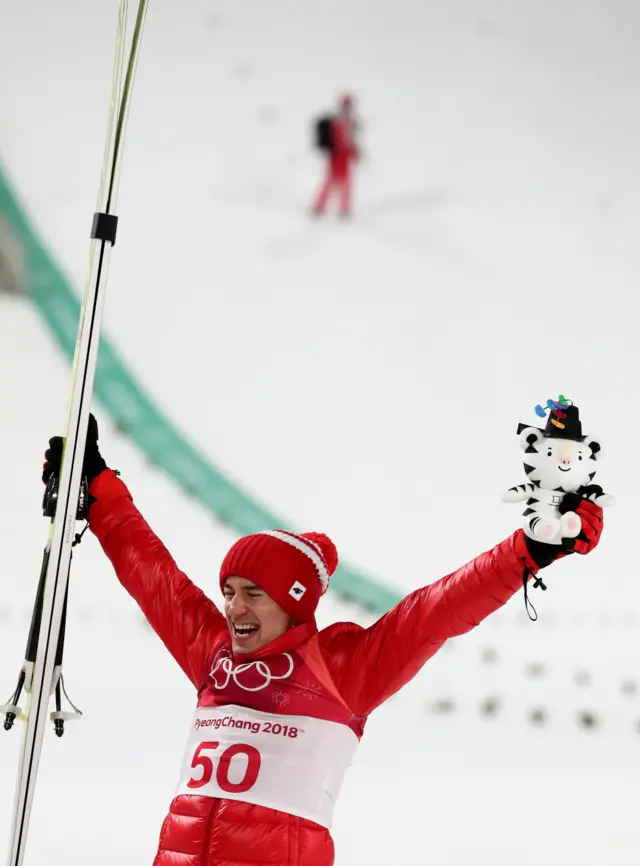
[517,403,585,442]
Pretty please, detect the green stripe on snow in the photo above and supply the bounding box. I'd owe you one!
[0,164,400,614]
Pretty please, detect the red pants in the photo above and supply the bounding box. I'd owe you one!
[312,156,352,216]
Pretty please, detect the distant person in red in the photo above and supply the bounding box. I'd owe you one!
[311,93,360,219]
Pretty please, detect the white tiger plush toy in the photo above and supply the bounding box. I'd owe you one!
[502,398,614,545]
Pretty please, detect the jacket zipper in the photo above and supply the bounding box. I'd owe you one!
[202,797,221,864]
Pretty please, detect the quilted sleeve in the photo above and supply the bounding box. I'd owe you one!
[88,469,227,686]
[319,530,538,716]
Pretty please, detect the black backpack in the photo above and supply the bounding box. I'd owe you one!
[313,115,334,151]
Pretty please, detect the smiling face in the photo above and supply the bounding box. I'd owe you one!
[518,427,603,491]
[223,576,293,655]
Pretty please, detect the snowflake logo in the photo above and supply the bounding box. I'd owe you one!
[272,689,291,707]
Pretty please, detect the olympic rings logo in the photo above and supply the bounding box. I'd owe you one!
[209,652,295,692]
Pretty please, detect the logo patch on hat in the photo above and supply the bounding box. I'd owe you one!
[289,580,306,601]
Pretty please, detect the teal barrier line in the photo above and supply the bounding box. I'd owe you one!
[0,164,401,614]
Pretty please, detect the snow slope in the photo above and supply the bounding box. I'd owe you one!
[1,1,640,864]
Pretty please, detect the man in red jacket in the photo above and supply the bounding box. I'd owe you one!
[43,419,604,866]
[312,93,360,219]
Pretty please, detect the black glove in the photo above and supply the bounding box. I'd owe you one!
[521,491,605,622]
[524,493,605,569]
[42,413,108,487]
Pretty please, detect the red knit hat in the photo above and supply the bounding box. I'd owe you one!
[219,530,339,622]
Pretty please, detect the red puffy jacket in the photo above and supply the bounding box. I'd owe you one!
[88,470,539,866]
[330,115,358,160]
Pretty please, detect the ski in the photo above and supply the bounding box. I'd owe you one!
[3,3,150,865]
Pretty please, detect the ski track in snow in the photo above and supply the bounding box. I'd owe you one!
[1,1,640,864]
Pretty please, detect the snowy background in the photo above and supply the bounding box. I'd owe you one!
[1,1,639,864]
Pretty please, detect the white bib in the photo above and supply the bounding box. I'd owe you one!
[175,704,359,828]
